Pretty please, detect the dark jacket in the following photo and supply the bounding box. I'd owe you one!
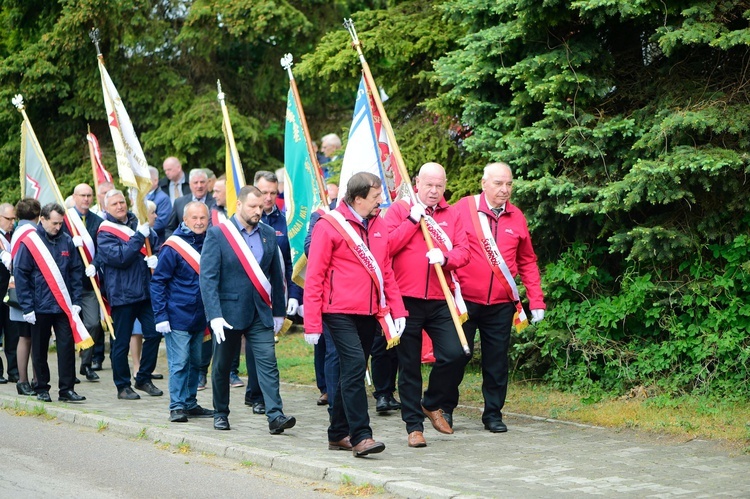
[61,208,103,291]
[150,223,206,331]
[200,216,286,330]
[96,212,159,307]
[158,176,190,199]
[165,193,215,239]
[147,188,173,242]
[15,223,83,314]
[261,206,302,302]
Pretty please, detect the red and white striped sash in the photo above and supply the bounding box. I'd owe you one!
[162,236,200,274]
[211,208,227,226]
[65,208,95,262]
[98,220,147,256]
[11,224,36,258]
[217,220,272,308]
[21,232,94,350]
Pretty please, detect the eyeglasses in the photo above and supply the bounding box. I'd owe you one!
[0,215,15,221]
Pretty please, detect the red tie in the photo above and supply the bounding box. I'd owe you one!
[3,232,10,243]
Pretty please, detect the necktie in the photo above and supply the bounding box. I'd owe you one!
[3,231,10,243]
[173,183,181,200]
[81,215,86,225]
[362,218,368,230]
[426,206,435,217]
[491,206,504,217]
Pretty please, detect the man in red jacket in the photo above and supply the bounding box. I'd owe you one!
[452,162,546,433]
[385,162,471,448]
[304,172,407,458]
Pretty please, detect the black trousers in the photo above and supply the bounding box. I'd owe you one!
[396,297,466,433]
[448,301,515,424]
[324,313,376,446]
[31,312,76,394]
[370,333,398,398]
[1,304,19,378]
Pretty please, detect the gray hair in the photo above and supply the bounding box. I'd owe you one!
[253,170,278,185]
[148,166,159,178]
[183,200,209,218]
[189,168,208,181]
[482,162,512,180]
[321,133,342,148]
[104,189,126,208]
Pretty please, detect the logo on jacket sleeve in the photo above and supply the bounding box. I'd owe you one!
[505,228,515,235]
[373,232,382,238]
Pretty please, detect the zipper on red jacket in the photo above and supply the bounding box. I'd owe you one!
[423,257,431,299]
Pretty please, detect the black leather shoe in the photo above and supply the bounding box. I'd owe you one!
[375,395,390,413]
[8,373,19,383]
[443,412,453,429]
[269,415,296,434]
[74,377,81,384]
[37,391,52,402]
[151,373,164,380]
[386,395,402,411]
[170,409,188,422]
[134,381,163,396]
[80,366,100,382]
[0,375,7,384]
[91,361,103,371]
[117,386,141,400]
[17,381,35,396]
[59,390,86,403]
[252,402,266,415]
[186,405,214,418]
[214,416,230,430]
[485,420,508,433]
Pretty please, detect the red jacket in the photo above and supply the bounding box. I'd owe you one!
[303,201,407,334]
[454,195,545,309]
[385,198,470,300]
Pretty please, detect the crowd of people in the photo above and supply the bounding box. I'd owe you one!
[0,153,546,458]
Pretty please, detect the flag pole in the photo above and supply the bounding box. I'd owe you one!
[12,94,115,341]
[87,124,101,197]
[344,19,470,355]
[280,53,330,208]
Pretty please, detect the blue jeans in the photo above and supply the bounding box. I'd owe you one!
[110,300,161,390]
[165,329,203,411]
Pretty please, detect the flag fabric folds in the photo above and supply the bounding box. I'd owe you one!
[283,87,325,288]
[218,88,246,217]
[86,132,114,185]
[339,77,403,206]
[96,58,151,221]
[20,121,58,207]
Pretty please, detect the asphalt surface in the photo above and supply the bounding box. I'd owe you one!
[1,345,749,498]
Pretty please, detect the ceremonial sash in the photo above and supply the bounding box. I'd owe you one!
[65,208,95,263]
[467,195,528,332]
[11,224,36,258]
[162,236,210,341]
[21,232,94,350]
[399,200,468,323]
[98,220,147,256]
[211,208,227,226]
[217,220,273,308]
[322,211,400,348]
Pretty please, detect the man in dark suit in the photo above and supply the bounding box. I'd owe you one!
[165,169,214,238]
[147,166,173,242]
[158,157,190,205]
[0,202,14,384]
[200,185,295,433]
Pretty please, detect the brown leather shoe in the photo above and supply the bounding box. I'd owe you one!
[351,437,385,457]
[317,392,328,406]
[408,431,427,448]
[328,436,352,450]
[422,405,454,434]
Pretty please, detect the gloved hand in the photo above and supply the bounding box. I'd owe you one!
[155,321,171,334]
[1,251,11,271]
[23,311,36,324]
[85,264,96,278]
[297,304,304,318]
[136,223,151,237]
[426,248,446,265]
[409,203,426,222]
[305,333,321,345]
[71,305,82,316]
[531,309,545,324]
[72,235,83,248]
[286,298,299,316]
[273,316,285,334]
[393,317,406,339]
[144,255,158,269]
[210,317,233,344]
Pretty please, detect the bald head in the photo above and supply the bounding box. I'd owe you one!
[415,162,447,207]
[73,183,94,213]
[481,162,513,209]
[163,156,183,182]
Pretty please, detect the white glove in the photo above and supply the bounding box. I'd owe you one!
[409,203,425,222]
[286,298,299,316]
[136,223,151,237]
[305,333,321,345]
[210,317,233,344]
[71,305,82,315]
[531,309,545,324]
[72,235,83,247]
[85,264,96,277]
[155,321,171,334]
[1,251,11,271]
[393,317,406,338]
[297,304,304,318]
[426,248,446,265]
[144,255,158,269]
[23,311,36,324]
[273,316,285,334]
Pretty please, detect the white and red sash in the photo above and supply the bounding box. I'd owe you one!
[323,210,400,348]
[21,232,94,350]
[11,224,36,258]
[98,220,147,256]
[211,208,227,226]
[65,208,95,263]
[217,219,273,308]
[467,195,528,332]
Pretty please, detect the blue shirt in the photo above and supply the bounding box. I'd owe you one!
[234,215,264,262]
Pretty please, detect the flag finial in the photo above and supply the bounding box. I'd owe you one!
[344,18,360,48]
[280,53,294,79]
[89,28,102,57]
[217,80,224,102]
[12,94,24,111]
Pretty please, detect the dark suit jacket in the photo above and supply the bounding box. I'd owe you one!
[165,193,215,238]
[158,176,190,199]
[200,217,286,330]
[62,208,104,291]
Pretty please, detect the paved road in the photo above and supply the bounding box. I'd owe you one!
[1,348,749,497]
